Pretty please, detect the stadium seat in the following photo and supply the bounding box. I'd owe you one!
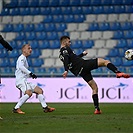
[70,31,80,40]
[66,23,78,32]
[74,15,85,23]
[88,23,99,31]
[40,7,51,15]
[110,57,122,66]
[110,22,121,31]
[55,58,63,67]
[124,31,133,39]
[94,40,105,48]
[77,23,89,31]
[107,49,118,57]
[31,58,43,67]
[29,41,38,49]
[38,0,49,7]
[80,31,91,40]
[30,7,40,15]
[7,49,19,58]
[114,6,125,13]
[49,40,60,49]
[82,6,92,14]
[52,49,60,58]
[122,59,133,66]
[38,41,49,49]
[40,49,53,58]
[61,7,72,14]
[26,32,36,40]
[82,40,94,48]
[20,8,30,15]
[0,58,9,67]
[44,23,55,32]
[18,0,28,7]
[99,23,110,31]
[97,14,107,22]
[13,24,24,32]
[104,6,115,14]
[49,0,59,7]
[2,24,13,32]
[43,58,55,67]
[118,48,127,57]
[30,49,41,58]
[93,6,104,14]
[34,23,44,32]
[23,16,33,23]
[91,31,102,40]
[59,0,69,6]
[72,7,82,14]
[105,40,117,48]
[1,8,9,15]
[51,7,62,15]
[33,15,44,23]
[71,40,82,48]
[28,0,39,7]
[85,15,97,23]
[0,49,8,57]
[23,24,34,32]
[53,15,64,23]
[10,8,20,15]
[12,16,23,24]
[97,49,109,57]
[80,0,91,6]
[90,0,101,5]
[64,15,75,23]
[127,40,133,48]
[1,16,12,24]
[36,32,47,40]
[113,31,124,39]
[116,39,127,48]
[125,5,133,13]
[47,32,58,40]
[120,22,133,30]
[9,58,17,67]
[55,23,66,31]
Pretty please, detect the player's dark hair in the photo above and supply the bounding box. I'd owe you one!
[60,36,70,43]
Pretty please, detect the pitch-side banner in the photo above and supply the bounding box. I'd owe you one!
[0,78,133,103]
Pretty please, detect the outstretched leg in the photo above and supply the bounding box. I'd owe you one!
[97,58,130,78]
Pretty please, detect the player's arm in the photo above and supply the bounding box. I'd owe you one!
[18,59,37,79]
[62,55,69,78]
[78,51,88,57]
[0,35,13,51]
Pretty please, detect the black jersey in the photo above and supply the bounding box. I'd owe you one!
[59,46,85,76]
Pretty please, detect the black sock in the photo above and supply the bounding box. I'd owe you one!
[92,94,100,111]
[107,63,120,73]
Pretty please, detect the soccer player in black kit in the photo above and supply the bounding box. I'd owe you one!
[59,36,130,114]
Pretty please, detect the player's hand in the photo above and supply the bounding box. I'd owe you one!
[29,72,37,79]
[83,51,88,56]
[62,71,68,78]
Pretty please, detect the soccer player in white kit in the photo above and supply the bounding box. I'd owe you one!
[13,44,55,114]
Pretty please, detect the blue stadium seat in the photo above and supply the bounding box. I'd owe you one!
[89,23,99,31]
[118,48,127,57]
[13,24,24,32]
[56,67,64,73]
[33,67,46,73]
[101,0,112,5]
[120,22,132,30]
[0,67,12,74]
[110,57,122,66]
[122,59,133,66]
[18,0,28,7]
[74,15,85,22]
[125,5,133,13]
[59,0,70,6]
[58,32,69,39]
[72,7,82,14]
[17,40,28,49]
[99,23,110,31]
[116,39,127,48]
[32,58,43,67]
[9,58,17,67]
[34,23,44,32]
[45,67,57,74]
[2,24,13,32]
[1,8,9,16]
[127,40,133,48]
[107,49,118,57]
[90,0,101,5]
[20,8,30,15]
[122,0,133,5]
[113,31,124,39]
[36,32,47,40]
[80,0,91,6]
[55,23,66,31]
[61,7,72,14]
[38,0,49,7]
[23,24,34,32]
[114,6,125,13]
[51,7,62,15]
[82,40,94,48]
[0,49,8,57]
[50,40,60,49]
[40,7,51,15]
[44,23,55,32]
[93,6,104,14]
[126,67,133,73]
[0,58,9,67]
[43,15,53,23]
[5,1,18,8]
[112,0,123,5]
[124,31,133,39]
[10,8,20,15]
[104,6,115,14]
[47,32,58,40]
[26,32,36,40]
[74,48,84,55]
[7,49,19,58]
[29,41,38,49]
[70,0,80,6]
[38,41,50,49]
[71,40,82,49]
[118,66,126,72]
[53,15,64,23]
[15,32,26,40]
[110,22,120,31]
[64,15,75,23]
[28,0,39,7]
[30,49,41,58]
[30,7,40,15]
[82,6,92,14]
[49,0,59,7]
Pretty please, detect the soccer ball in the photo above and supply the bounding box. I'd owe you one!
[125,49,133,60]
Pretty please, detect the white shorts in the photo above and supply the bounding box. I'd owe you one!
[16,79,37,94]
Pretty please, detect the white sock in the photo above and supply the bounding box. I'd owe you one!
[38,94,47,108]
[14,94,29,109]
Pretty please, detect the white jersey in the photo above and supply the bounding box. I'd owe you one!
[15,54,31,81]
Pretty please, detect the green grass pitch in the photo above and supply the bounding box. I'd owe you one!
[0,103,133,133]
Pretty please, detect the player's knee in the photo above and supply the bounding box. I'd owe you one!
[25,90,32,97]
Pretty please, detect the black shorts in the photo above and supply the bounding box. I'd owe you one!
[79,58,98,82]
